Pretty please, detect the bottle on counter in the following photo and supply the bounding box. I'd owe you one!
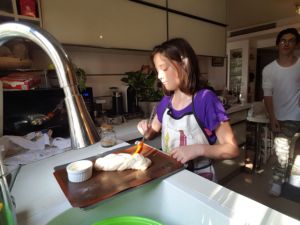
[127,85,137,113]
[100,124,117,148]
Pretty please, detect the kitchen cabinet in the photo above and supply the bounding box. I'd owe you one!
[138,0,166,7]
[0,0,42,26]
[168,13,226,56]
[41,0,167,50]
[168,0,226,24]
[41,0,226,55]
[227,40,249,103]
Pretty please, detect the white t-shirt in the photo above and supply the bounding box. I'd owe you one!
[262,58,300,121]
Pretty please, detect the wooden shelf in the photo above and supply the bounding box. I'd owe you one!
[17,14,40,21]
[0,0,42,26]
[0,11,14,18]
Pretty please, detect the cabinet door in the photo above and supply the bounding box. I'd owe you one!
[168,0,226,24]
[227,40,249,101]
[168,13,226,56]
[41,0,167,50]
[139,0,166,7]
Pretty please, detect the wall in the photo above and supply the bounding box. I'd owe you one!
[31,46,151,109]
[227,0,300,31]
[31,46,227,109]
[202,56,227,91]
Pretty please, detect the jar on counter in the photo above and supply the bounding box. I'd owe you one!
[100,124,117,147]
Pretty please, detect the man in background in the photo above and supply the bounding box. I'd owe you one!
[263,28,300,196]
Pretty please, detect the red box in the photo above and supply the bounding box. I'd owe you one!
[0,72,41,90]
[19,0,37,18]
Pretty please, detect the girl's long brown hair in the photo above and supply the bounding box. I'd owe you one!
[151,38,205,96]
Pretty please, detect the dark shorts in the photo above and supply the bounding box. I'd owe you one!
[278,120,300,138]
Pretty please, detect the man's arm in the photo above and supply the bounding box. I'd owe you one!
[264,96,280,132]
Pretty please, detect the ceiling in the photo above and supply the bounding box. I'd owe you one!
[227,0,300,30]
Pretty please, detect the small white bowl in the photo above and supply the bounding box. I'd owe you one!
[66,160,93,183]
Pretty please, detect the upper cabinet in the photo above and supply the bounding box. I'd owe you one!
[41,0,167,50]
[167,0,226,56]
[0,0,42,26]
[168,13,226,56]
[139,0,166,7]
[40,0,226,56]
[168,0,226,24]
[227,40,249,102]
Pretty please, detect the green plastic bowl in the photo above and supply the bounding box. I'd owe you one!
[92,216,163,225]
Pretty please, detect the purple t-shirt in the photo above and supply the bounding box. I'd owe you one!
[156,89,229,144]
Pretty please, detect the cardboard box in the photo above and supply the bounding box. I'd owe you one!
[0,72,41,90]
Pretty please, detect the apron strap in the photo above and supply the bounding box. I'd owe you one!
[191,93,215,145]
[189,92,215,171]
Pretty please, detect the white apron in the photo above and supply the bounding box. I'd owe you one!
[161,102,216,181]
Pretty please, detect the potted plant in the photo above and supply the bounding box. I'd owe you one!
[47,64,87,91]
[121,65,163,116]
[75,67,87,91]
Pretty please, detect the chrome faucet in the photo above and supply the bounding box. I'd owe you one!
[0,22,100,149]
[0,146,17,225]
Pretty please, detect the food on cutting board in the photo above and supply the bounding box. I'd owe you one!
[94,153,151,171]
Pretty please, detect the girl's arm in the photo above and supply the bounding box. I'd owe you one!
[170,121,239,164]
[137,115,162,140]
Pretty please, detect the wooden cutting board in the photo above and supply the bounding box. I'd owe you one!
[53,144,183,208]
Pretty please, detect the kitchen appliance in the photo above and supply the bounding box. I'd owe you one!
[80,87,94,121]
[110,87,124,116]
[3,89,69,137]
[3,87,95,137]
[119,85,137,113]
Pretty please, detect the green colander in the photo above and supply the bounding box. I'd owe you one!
[92,216,163,225]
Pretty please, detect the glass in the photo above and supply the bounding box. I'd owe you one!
[229,48,242,96]
[279,39,296,46]
[100,124,116,147]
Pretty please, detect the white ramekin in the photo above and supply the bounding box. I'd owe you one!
[66,160,93,183]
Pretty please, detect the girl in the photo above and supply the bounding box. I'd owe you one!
[137,38,239,181]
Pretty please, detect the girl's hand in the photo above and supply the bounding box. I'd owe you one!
[170,145,200,164]
[137,119,149,135]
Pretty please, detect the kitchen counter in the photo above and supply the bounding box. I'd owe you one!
[11,142,129,225]
[11,140,300,225]
[227,103,251,114]
[113,118,142,141]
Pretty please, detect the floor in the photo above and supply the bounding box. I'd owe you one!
[223,154,300,221]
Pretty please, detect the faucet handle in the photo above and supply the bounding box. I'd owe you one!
[0,145,6,177]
